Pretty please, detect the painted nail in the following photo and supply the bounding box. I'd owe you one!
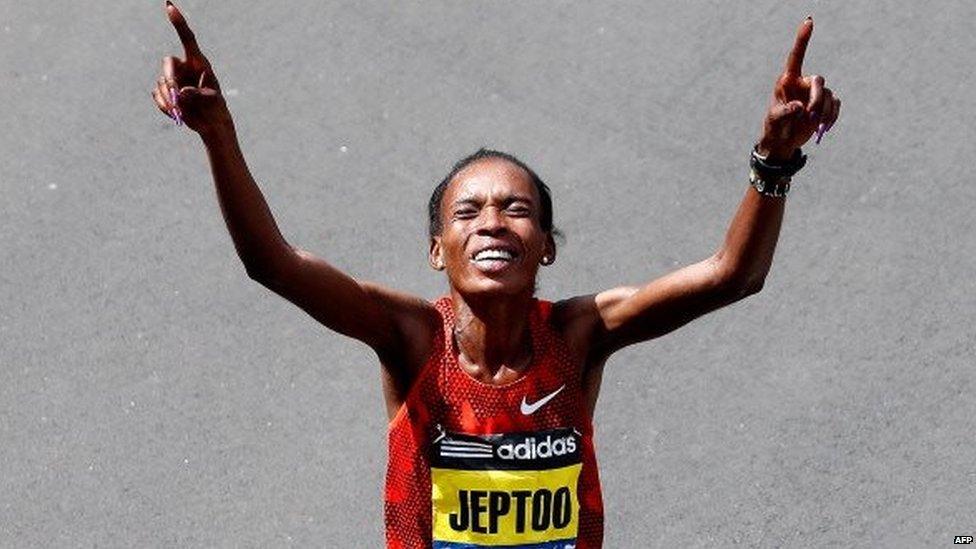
[815,122,826,144]
[169,88,183,126]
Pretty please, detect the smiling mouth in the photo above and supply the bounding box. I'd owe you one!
[469,246,520,271]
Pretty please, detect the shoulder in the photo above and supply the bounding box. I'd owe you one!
[360,283,443,334]
[375,293,449,414]
[363,285,444,372]
[546,294,601,363]
[548,287,640,361]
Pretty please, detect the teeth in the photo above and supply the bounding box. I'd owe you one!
[474,248,514,261]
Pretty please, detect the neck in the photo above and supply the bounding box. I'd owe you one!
[449,288,535,383]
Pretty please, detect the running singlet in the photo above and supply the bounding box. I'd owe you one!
[385,296,604,548]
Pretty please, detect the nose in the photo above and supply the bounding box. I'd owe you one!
[475,205,506,234]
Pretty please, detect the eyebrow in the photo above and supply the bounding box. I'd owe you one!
[452,198,481,208]
[451,194,534,207]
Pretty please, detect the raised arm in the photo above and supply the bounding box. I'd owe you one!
[563,17,841,357]
[151,3,439,389]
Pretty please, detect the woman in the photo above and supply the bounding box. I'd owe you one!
[152,3,840,547]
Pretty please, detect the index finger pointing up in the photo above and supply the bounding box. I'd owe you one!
[784,16,814,76]
[165,1,203,60]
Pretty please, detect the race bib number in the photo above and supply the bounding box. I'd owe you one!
[430,426,581,548]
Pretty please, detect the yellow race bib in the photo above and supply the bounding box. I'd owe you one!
[430,426,581,548]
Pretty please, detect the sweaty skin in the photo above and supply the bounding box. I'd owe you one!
[152,6,840,420]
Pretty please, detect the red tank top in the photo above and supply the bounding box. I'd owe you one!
[385,296,604,548]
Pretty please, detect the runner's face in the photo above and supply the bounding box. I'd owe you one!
[431,158,553,296]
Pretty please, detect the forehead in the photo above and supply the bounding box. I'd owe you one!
[444,157,539,204]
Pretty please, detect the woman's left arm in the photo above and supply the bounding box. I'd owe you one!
[565,16,841,356]
[721,15,840,290]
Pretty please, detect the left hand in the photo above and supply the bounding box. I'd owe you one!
[758,17,841,160]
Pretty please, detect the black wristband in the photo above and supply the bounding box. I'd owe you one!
[750,145,807,179]
[749,145,806,198]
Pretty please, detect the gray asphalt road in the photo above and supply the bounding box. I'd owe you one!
[2,1,974,547]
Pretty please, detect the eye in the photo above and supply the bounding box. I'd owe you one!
[507,205,531,217]
[454,208,477,219]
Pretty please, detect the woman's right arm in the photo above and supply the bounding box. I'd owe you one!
[200,122,435,354]
[152,2,439,377]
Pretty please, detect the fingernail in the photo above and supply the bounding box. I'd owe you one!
[809,111,818,122]
[168,88,183,126]
[815,122,826,144]
[825,120,834,133]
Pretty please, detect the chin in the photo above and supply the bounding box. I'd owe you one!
[455,273,535,299]
[472,279,535,297]
[444,256,540,299]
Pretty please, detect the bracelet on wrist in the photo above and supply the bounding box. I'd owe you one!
[749,144,806,198]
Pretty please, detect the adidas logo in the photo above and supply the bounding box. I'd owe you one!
[497,434,577,460]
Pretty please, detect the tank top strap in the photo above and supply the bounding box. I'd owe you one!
[534,297,554,322]
[432,295,456,351]
[530,297,583,382]
[528,297,552,365]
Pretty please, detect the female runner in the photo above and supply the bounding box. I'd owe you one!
[152,4,840,547]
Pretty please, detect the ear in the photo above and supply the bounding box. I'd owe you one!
[429,237,445,271]
[541,233,556,265]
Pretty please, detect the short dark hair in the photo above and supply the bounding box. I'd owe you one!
[427,148,555,239]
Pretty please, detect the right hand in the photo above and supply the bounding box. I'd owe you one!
[152,1,228,134]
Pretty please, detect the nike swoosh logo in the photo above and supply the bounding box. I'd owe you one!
[520,384,566,415]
